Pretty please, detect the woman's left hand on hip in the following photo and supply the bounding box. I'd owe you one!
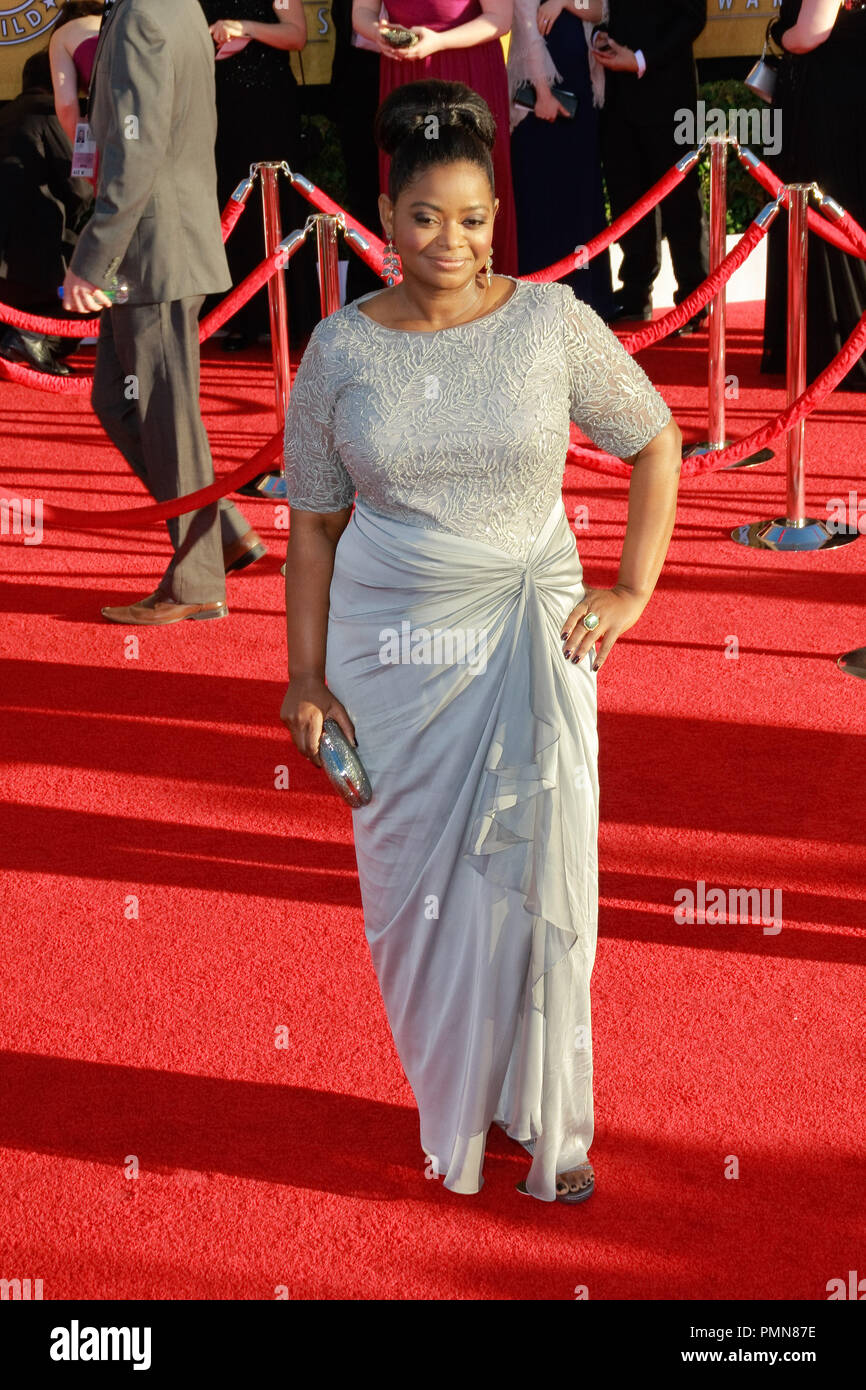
[560,585,649,671]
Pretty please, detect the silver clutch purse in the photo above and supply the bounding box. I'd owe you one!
[318,718,373,808]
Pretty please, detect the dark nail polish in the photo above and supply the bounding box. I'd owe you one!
[573,654,582,663]
[563,649,572,659]
[561,631,568,640]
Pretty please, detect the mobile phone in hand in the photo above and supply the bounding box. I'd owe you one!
[381,24,419,47]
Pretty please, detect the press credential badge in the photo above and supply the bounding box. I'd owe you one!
[71,120,98,182]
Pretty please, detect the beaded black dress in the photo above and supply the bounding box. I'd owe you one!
[198,0,317,339]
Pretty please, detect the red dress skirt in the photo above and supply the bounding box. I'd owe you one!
[376,0,519,275]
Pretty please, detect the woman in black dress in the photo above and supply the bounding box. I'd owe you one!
[762,0,866,392]
[507,0,613,317]
[200,0,318,346]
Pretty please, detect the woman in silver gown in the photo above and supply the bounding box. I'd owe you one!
[280,79,682,1204]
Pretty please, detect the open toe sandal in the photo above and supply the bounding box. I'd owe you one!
[516,1163,595,1204]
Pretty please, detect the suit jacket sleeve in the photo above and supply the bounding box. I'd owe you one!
[640,1,706,72]
[69,6,174,288]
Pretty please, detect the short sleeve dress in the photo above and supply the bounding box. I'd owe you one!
[284,275,670,1201]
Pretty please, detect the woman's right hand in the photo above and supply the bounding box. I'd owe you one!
[209,18,246,44]
[534,85,570,121]
[280,675,357,769]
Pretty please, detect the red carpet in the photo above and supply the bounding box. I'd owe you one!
[1,305,864,1300]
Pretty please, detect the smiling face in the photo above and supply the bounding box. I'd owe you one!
[379,159,499,293]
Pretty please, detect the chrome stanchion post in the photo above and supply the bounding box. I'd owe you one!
[315,215,343,317]
[685,138,771,467]
[732,183,859,552]
[236,162,293,500]
[684,138,727,456]
[260,162,292,432]
[708,137,727,450]
[786,180,809,525]
[236,226,313,502]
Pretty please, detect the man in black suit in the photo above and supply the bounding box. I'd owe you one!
[63,0,265,625]
[595,1,709,332]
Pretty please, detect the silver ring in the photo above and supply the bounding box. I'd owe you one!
[582,611,600,632]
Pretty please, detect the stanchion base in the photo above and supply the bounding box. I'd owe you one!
[837,646,866,679]
[236,472,287,499]
[731,518,860,551]
[682,440,774,469]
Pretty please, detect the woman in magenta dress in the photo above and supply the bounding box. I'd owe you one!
[352,0,518,275]
[48,1,103,144]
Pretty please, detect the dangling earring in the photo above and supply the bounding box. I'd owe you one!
[485,251,493,288]
[383,237,401,287]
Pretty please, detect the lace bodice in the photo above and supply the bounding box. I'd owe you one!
[283,277,671,562]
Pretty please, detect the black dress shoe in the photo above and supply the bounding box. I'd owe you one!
[673,308,710,337]
[605,301,653,324]
[0,326,71,375]
[221,330,251,352]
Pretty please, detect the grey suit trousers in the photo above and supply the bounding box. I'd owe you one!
[92,296,249,604]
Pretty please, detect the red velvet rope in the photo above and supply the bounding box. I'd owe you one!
[290,176,388,277]
[568,304,866,479]
[2,181,730,394]
[619,218,769,352]
[197,239,293,341]
[0,429,283,530]
[0,306,99,338]
[525,157,693,283]
[0,236,296,393]
[835,209,866,260]
[0,357,93,393]
[0,191,251,339]
[4,303,865,526]
[219,195,247,242]
[737,148,866,260]
[3,158,866,520]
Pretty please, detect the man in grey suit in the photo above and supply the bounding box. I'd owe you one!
[63,0,266,625]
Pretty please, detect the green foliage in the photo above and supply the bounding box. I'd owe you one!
[298,114,350,212]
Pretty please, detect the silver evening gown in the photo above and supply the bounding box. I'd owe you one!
[284,276,671,1201]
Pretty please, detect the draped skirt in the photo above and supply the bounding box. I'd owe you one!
[324,494,600,1201]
